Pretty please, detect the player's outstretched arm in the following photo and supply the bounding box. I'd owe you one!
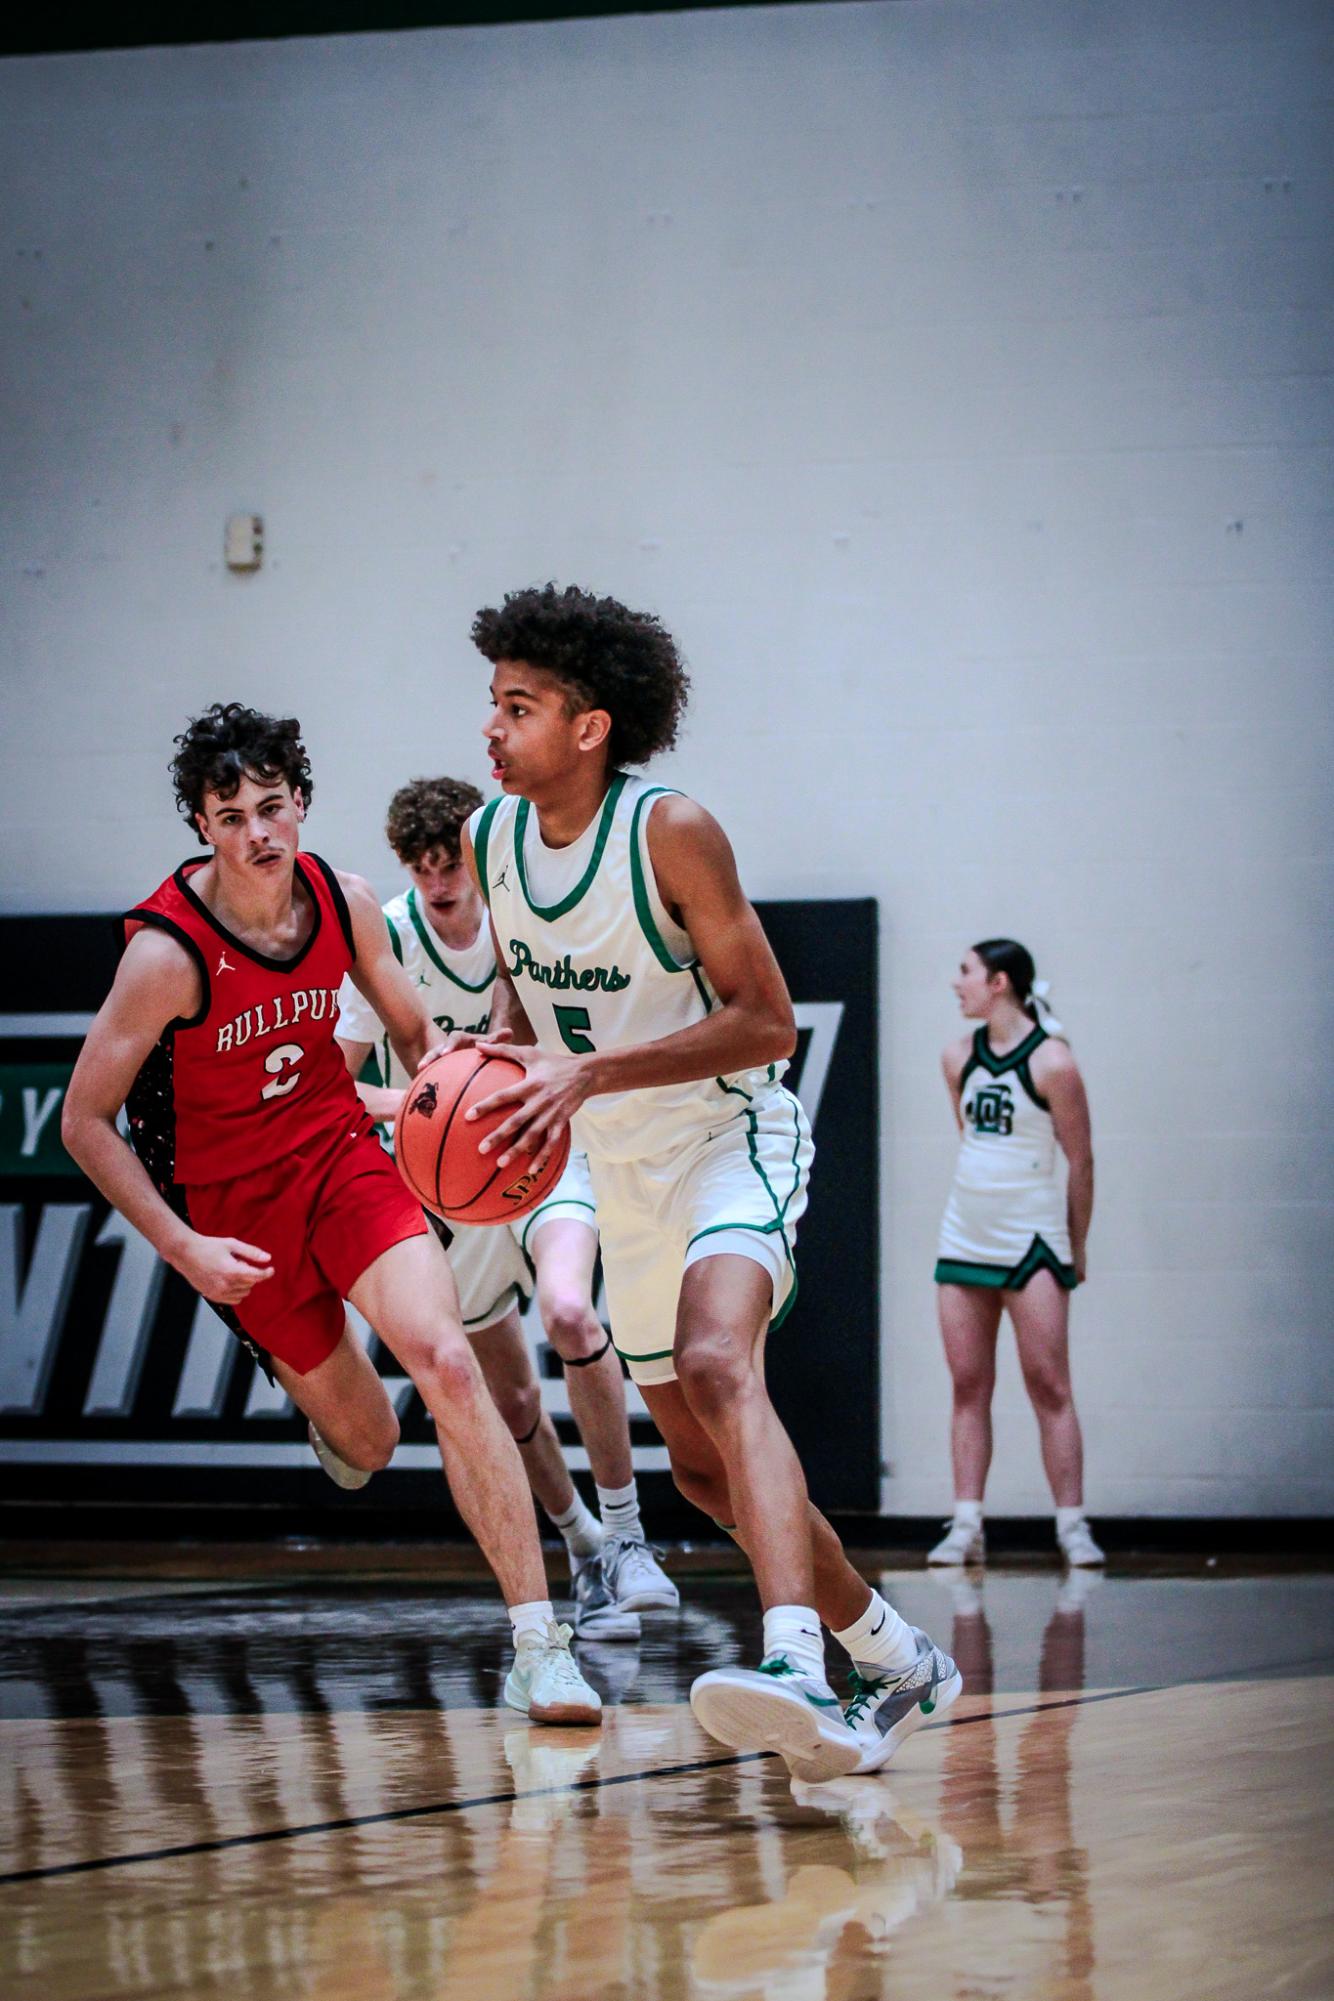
[61,930,274,1305]
[471,798,796,1170]
[341,873,446,1080]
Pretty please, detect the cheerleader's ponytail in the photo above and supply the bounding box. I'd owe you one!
[972,938,1066,1035]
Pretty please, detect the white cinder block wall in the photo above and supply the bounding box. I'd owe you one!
[2,1,1330,1516]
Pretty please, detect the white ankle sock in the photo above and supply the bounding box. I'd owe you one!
[547,1491,602,1558]
[509,1599,555,1647]
[953,1499,984,1529]
[832,1588,918,1676]
[762,1605,825,1682]
[1055,1506,1085,1536]
[597,1481,643,1542]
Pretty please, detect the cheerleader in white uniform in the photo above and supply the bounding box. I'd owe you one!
[930,940,1103,1568]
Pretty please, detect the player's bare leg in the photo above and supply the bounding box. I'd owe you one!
[661,1255,960,1775]
[274,1325,401,1482]
[350,1232,547,1603]
[641,1378,872,1630]
[469,1304,642,1641]
[348,1230,602,1721]
[533,1216,676,1614]
[671,1254,814,1606]
[532,1219,632,1488]
[468,1308,579,1522]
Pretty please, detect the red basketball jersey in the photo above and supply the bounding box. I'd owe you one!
[124,853,364,1188]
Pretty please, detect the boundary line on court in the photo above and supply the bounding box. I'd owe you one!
[0,1751,775,1886]
[0,1680,1181,1888]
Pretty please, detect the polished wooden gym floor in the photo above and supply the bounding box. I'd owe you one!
[1,1550,1330,1999]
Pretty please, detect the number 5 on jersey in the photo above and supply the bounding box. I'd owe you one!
[553,1006,597,1055]
[261,1042,304,1099]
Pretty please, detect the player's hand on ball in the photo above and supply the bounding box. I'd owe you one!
[177,1234,274,1304]
[468,1044,590,1174]
[415,1026,512,1071]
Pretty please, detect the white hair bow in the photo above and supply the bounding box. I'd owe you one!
[1030,978,1064,1037]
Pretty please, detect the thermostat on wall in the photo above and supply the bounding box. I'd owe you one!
[225,513,264,571]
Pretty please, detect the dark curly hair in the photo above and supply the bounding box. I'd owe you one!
[385,775,484,865]
[171,702,313,842]
[471,583,689,767]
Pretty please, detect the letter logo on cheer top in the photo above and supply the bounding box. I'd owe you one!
[970,1084,1014,1136]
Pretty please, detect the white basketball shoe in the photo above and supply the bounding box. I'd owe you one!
[504,1621,603,1727]
[602,1534,680,1612]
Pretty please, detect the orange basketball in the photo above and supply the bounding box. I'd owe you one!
[393,1047,571,1225]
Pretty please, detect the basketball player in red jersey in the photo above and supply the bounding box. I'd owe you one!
[61,703,602,1726]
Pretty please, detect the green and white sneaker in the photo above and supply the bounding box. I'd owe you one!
[504,1620,603,1727]
[308,1421,372,1491]
[690,1655,863,1782]
[844,1629,963,1774]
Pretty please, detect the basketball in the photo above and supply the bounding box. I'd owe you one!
[393,1046,571,1225]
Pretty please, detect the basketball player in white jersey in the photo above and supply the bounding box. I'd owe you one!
[332,774,678,1637]
[443,583,961,1781]
[931,939,1103,1568]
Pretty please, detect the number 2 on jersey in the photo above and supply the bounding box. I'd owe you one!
[261,1042,304,1099]
[553,1006,597,1055]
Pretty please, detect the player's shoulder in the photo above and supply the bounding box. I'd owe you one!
[122,920,195,976]
[464,793,514,871]
[331,868,380,917]
[467,793,513,838]
[117,922,202,1021]
[641,787,726,850]
[327,870,397,960]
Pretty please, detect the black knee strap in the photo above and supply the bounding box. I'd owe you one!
[562,1330,614,1369]
[514,1413,542,1445]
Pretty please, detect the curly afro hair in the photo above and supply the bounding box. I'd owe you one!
[384,775,484,865]
[171,702,313,842]
[471,583,689,768]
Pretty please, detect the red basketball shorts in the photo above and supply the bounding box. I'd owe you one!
[184,1115,428,1374]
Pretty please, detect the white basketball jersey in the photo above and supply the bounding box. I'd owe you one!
[954,1025,1059,1195]
[336,888,496,1090]
[470,773,788,1162]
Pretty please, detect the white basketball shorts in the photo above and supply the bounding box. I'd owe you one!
[589,1086,813,1387]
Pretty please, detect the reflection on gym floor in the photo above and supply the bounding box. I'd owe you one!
[0,1564,1329,2000]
